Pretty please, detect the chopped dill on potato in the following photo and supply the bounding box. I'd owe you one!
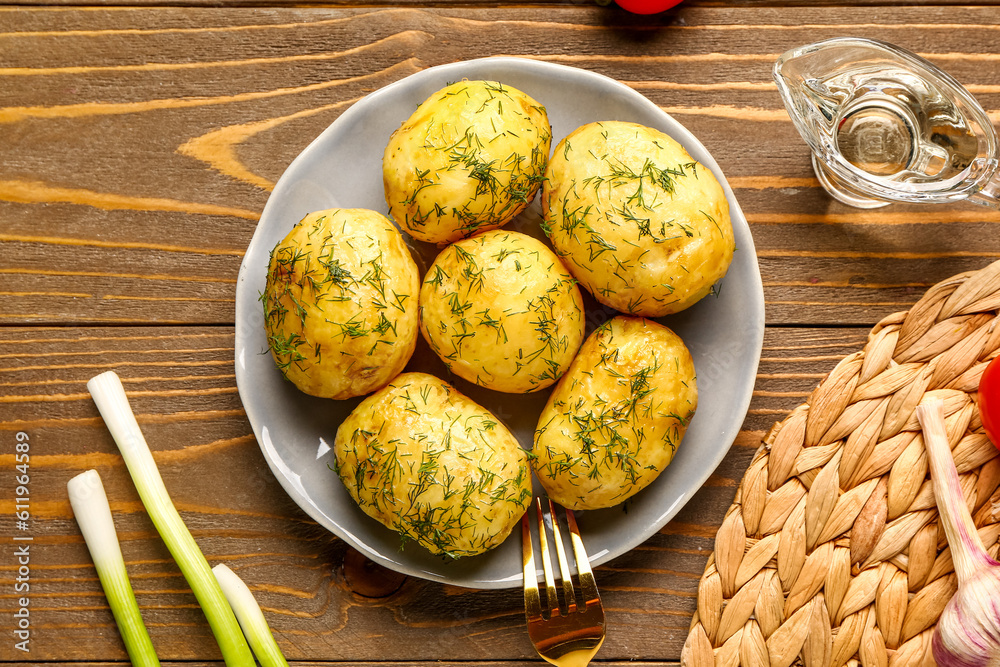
[418,230,585,395]
[383,80,552,245]
[334,372,532,559]
[540,120,735,317]
[260,208,420,400]
[532,316,697,511]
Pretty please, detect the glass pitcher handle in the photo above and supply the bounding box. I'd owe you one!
[970,173,1000,210]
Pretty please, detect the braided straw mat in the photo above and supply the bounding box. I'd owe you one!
[681,259,1000,667]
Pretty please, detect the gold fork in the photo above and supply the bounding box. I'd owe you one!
[522,498,606,667]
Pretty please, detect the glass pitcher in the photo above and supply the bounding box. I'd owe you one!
[773,37,1000,209]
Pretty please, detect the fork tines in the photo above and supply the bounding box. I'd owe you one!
[522,497,602,619]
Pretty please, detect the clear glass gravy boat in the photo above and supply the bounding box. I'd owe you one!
[773,37,1000,209]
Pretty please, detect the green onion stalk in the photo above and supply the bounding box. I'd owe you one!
[68,469,160,667]
[87,371,254,667]
[213,563,290,667]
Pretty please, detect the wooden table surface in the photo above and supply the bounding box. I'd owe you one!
[3,2,1000,665]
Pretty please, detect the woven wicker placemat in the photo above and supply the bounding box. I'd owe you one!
[681,259,1000,667]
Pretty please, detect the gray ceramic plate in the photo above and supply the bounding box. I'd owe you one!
[235,57,764,589]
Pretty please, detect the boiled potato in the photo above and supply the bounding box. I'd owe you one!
[419,230,585,394]
[383,80,551,245]
[334,372,533,557]
[261,208,419,400]
[532,316,697,510]
[542,121,735,316]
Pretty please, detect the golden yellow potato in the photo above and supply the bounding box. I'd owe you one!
[261,208,419,400]
[383,80,551,245]
[532,316,697,510]
[419,230,585,394]
[542,121,735,316]
[334,372,533,557]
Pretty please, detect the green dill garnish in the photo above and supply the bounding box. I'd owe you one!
[260,211,415,385]
[532,319,697,504]
[420,231,582,392]
[386,81,550,242]
[334,375,532,559]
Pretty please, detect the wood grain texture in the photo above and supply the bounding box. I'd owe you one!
[3,4,1000,665]
[0,324,849,661]
[3,7,1000,326]
[6,0,1000,8]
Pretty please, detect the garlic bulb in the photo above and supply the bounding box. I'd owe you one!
[917,399,1000,667]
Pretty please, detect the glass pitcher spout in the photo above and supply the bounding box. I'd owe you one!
[773,37,1000,209]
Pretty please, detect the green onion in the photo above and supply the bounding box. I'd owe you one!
[87,371,254,667]
[213,564,290,667]
[68,469,160,667]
